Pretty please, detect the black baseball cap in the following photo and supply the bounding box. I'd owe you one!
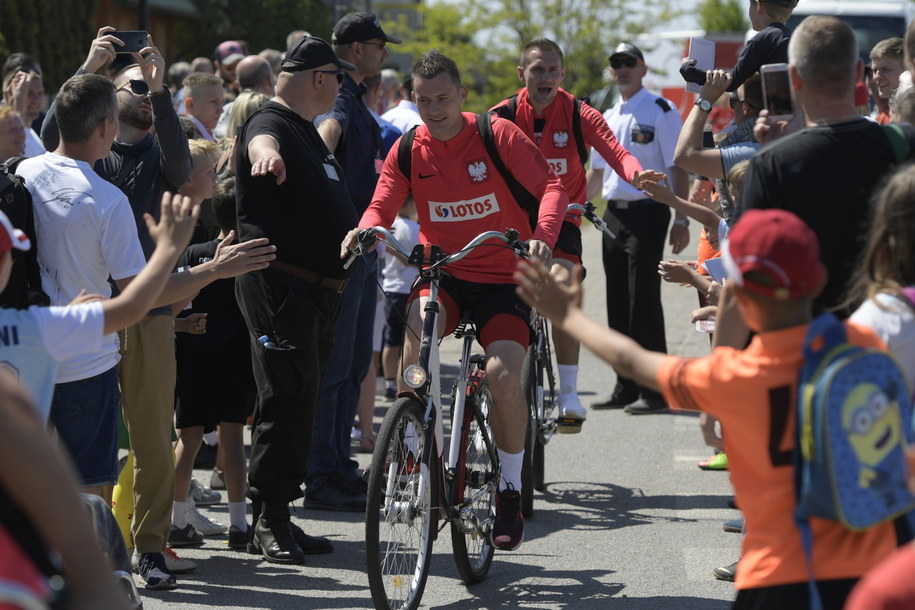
[281,36,356,73]
[332,12,402,45]
[609,42,644,63]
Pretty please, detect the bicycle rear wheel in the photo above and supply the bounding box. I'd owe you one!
[450,375,497,584]
[366,397,438,610]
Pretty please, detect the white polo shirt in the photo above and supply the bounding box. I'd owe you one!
[591,87,682,202]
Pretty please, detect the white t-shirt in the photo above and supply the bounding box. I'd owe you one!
[851,292,915,392]
[381,100,423,133]
[18,152,146,382]
[590,87,682,201]
[381,215,420,294]
[0,302,104,421]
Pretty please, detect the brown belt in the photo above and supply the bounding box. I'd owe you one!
[271,260,348,293]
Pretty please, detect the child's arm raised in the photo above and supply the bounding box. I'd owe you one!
[640,176,723,229]
[514,260,666,392]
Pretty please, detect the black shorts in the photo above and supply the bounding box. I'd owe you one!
[553,220,583,265]
[409,275,530,349]
[382,292,410,348]
[733,579,858,610]
[176,385,256,428]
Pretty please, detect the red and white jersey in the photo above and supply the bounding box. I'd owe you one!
[361,112,567,284]
[490,88,642,225]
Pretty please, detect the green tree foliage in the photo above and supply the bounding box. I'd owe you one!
[174,0,332,62]
[385,0,680,112]
[0,0,97,93]
[697,0,748,34]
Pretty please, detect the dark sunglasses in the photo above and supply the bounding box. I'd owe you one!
[117,79,149,96]
[313,69,344,84]
[729,96,752,109]
[610,56,638,70]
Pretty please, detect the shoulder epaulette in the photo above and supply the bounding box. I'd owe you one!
[655,98,672,113]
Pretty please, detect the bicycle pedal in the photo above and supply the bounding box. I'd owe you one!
[556,417,584,434]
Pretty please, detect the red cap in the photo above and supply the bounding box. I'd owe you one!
[722,209,822,300]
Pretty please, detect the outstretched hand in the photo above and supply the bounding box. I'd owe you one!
[513,259,583,326]
[632,169,665,190]
[211,232,277,279]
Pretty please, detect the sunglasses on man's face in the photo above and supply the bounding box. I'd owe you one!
[610,56,638,70]
[117,79,149,96]
[313,69,344,84]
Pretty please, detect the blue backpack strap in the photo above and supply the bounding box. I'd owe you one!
[802,312,846,362]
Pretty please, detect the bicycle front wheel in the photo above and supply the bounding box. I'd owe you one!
[366,397,438,610]
[450,376,497,584]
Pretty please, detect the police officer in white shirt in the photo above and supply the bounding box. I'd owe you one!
[586,41,689,414]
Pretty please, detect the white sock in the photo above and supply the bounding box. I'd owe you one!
[558,364,578,397]
[229,501,248,531]
[172,501,187,529]
[203,430,218,446]
[385,378,396,391]
[497,449,524,492]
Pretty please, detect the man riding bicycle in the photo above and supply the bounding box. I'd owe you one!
[490,37,664,430]
[341,50,566,551]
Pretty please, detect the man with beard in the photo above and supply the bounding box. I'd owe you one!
[306,12,401,512]
[40,26,276,589]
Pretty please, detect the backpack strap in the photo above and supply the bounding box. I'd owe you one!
[882,122,915,163]
[491,94,518,123]
[475,112,539,230]
[571,98,588,165]
[396,126,418,179]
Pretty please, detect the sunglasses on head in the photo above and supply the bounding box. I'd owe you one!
[313,69,344,84]
[610,56,638,70]
[117,79,149,96]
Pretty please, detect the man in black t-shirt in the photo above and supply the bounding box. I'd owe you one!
[739,16,898,320]
[234,36,358,565]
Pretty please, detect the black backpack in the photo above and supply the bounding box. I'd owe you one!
[0,157,47,309]
[397,113,540,230]
[491,93,589,165]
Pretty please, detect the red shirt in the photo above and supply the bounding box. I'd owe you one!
[490,88,642,226]
[361,113,567,284]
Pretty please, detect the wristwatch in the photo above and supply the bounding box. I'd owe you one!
[694,97,712,113]
[148,84,170,98]
[674,218,690,227]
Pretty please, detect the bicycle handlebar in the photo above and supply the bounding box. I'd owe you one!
[568,202,616,240]
[345,227,528,271]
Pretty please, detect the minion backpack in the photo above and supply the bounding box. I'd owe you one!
[794,312,915,610]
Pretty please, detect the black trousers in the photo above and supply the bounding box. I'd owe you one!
[601,201,670,402]
[235,267,341,505]
[733,579,858,610]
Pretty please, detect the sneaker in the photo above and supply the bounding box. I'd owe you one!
[209,467,226,490]
[591,387,638,409]
[136,552,178,590]
[491,486,524,551]
[304,475,367,512]
[228,525,249,549]
[385,387,397,400]
[132,548,197,574]
[723,517,743,533]
[557,392,587,433]
[168,523,204,547]
[713,560,738,582]
[698,453,728,471]
[190,478,221,505]
[187,503,228,536]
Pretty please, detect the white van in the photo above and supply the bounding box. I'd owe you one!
[786,0,915,58]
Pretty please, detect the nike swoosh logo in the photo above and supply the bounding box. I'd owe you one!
[418,173,436,179]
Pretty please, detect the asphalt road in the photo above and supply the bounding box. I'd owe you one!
[140,221,739,609]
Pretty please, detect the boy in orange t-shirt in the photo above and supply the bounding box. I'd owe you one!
[514,209,897,609]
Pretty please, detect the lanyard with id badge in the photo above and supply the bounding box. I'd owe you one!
[324,153,341,181]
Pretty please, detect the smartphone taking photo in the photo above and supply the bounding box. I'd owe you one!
[111,31,148,54]
[761,63,794,121]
